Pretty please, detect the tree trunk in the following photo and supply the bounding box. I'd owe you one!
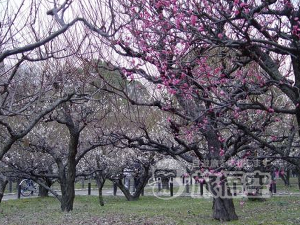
[115,165,151,201]
[116,179,139,201]
[38,178,52,197]
[60,178,75,212]
[98,183,105,206]
[208,173,238,221]
[213,198,238,221]
[16,178,21,191]
[95,172,105,206]
[59,162,76,212]
[280,170,290,187]
[205,129,238,221]
[175,82,239,221]
[0,175,8,203]
[285,170,290,186]
[297,170,300,190]
[59,124,79,212]
[39,185,49,197]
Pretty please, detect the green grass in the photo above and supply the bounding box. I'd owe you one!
[275,177,299,193]
[1,195,300,224]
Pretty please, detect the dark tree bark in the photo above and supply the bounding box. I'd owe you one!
[297,168,300,190]
[209,176,238,221]
[280,172,290,187]
[98,184,105,207]
[60,178,75,212]
[59,155,77,212]
[115,179,139,201]
[205,129,238,221]
[286,170,290,187]
[38,178,53,197]
[39,185,49,197]
[0,175,8,203]
[213,198,238,221]
[95,172,106,206]
[59,163,76,212]
[58,124,80,212]
[115,164,151,201]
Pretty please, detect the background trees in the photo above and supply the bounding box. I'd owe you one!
[0,0,84,162]
[44,0,300,221]
[2,0,300,222]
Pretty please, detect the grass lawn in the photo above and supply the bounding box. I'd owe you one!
[1,195,300,224]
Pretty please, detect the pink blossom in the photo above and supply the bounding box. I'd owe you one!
[271,136,277,141]
[181,73,187,79]
[216,172,223,177]
[268,108,275,113]
[175,17,181,29]
[168,89,177,95]
[198,26,205,32]
[190,15,197,26]
[230,159,236,166]
[172,79,180,85]
[240,2,248,8]
[237,160,244,168]
[218,136,225,142]
[234,112,239,119]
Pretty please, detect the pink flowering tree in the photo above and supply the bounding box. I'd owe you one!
[47,0,300,221]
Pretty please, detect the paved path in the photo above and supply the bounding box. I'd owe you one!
[2,188,125,201]
[3,187,300,201]
[3,177,300,201]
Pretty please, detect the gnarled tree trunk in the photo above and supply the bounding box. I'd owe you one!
[115,164,151,201]
[115,179,140,201]
[58,150,77,212]
[38,178,53,197]
[58,121,79,212]
[60,173,76,212]
[213,197,238,221]
[39,185,49,197]
[205,129,238,221]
